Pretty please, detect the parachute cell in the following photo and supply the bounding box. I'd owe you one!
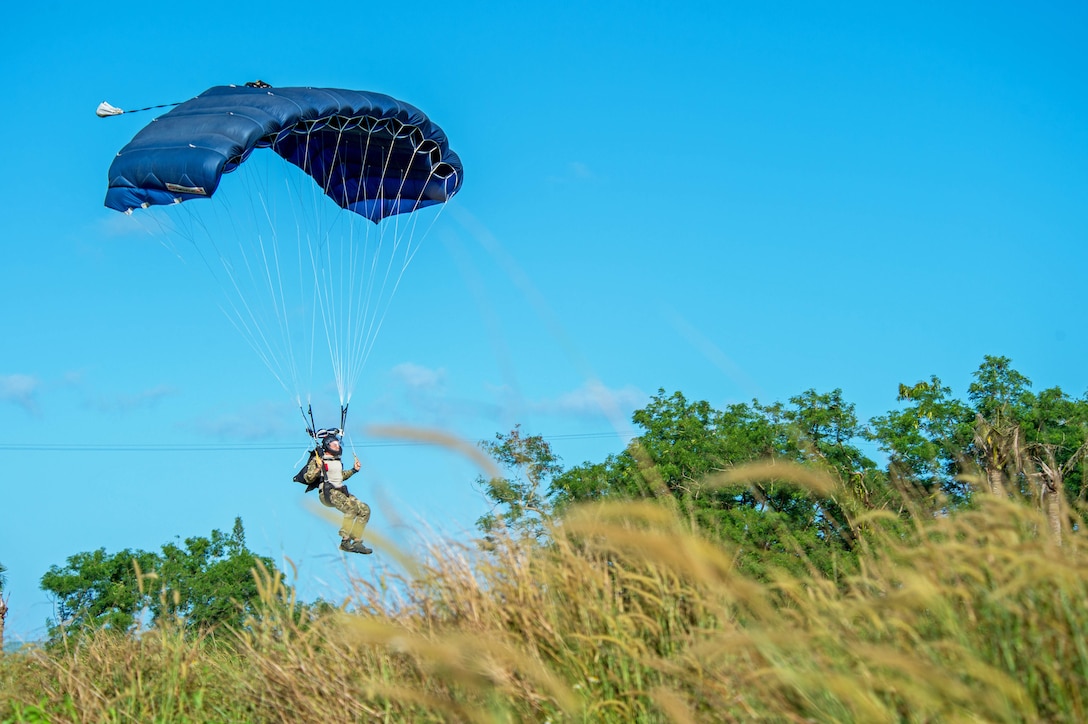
[104,85,463,222]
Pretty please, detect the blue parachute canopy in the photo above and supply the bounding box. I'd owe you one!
[105,85,463,223]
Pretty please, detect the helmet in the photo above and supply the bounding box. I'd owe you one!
[321,434,342,454]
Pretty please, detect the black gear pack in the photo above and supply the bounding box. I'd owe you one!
[293,449,320,493]
[294,427,342,493]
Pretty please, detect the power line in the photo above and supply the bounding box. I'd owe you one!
[0,431,633,453]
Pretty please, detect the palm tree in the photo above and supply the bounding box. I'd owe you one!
[1030,441,1088,546]
[972,412,1022,497]
[968,356,1032,498]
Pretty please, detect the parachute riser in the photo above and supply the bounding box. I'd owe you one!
[301,403,349,451]
[302,404,320,448]
[301,404,332,488]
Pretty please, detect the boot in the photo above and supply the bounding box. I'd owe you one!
[339,538,373,555]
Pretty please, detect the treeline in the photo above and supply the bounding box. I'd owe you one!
[33,518,289,643]
[477,355,1088,573]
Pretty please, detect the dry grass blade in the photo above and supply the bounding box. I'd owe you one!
[703,459,840,496]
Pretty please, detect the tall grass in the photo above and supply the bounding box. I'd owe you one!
[4,465,1088,722]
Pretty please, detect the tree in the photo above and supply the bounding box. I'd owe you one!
[969,355,1033,424]
[552,389,883,579]
[1030,442,1085,545]
[1019,385,1088,543]
[968,355,1033,497]
[151,517,279,631]
[475,426,564,544]
[867,376,976,504]
[40,547,160,637]
[551,390,782,510]
[40,518,284,640]
[629,391,734,497]
[870,357,1088,544]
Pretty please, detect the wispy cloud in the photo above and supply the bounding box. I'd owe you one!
[390,362,447,391]
[547,161,596,184]
[372,365,645,435]
[84,384,178,414]
[368,362,505,426]
[62,370,86,385]
[568,161,594,180]
[184,400,294,440]
[0,374,41,415]
[530,379,646,418]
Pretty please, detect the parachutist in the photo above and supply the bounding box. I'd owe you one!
[299,433,372,555]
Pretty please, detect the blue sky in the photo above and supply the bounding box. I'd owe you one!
[2,2,1086,642]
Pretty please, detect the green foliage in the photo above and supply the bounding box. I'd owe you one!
[550,388,882,580]
[1022,385,1088,502]
[39,518,284,642]
[512,357,1088,583]
[782,387,876,472]
[949,357,1088,512]
[969,354,1034,424]
[868,375,976,501]
[629,390,730,492]
[475,425,563,544]
[867,358,1088,516]
[40,547,160,636]
[151,518,273,632]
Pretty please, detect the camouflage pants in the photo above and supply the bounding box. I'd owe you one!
[320,485,371,540]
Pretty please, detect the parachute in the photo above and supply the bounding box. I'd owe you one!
[104,84,463,419]
[105,85,462,221]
